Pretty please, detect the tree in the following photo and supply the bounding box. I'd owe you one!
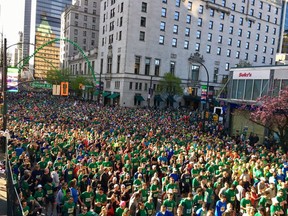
[69,76,89,96]
[157,73,183,106]
[236,60,252,68]
[249,87,288,150]
[46,68,70,84]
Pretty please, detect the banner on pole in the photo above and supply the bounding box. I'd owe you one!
[7,68,18,92]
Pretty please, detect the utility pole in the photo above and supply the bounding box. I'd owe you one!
[2,38,7,132]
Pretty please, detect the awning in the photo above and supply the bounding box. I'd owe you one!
[93,90,100,96]
[183,95,200,102]
[108,93,120,99]
[167,95,176,102]
[102,91,111,97]
[135,95,145,102]
[154,95,163,102]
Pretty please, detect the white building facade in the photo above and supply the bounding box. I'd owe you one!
[64,0,282,108]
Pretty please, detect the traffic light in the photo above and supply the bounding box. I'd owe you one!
[61,82,69,96]
[79,83,84,90]
[188,87,193,94]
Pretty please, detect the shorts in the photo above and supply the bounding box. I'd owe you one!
[56,204,62,213]
[45,196,55,204]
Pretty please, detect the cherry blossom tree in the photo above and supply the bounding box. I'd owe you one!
[250,87,288,150]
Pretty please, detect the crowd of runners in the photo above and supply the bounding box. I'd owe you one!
[3,91,288,216]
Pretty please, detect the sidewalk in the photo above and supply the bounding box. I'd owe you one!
[0,152,7,216]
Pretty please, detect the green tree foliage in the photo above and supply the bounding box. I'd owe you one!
[236,60,252,68]
[46,68,70,84]
[157,72,183,96]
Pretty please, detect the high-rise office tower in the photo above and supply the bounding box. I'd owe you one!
[22,0,72,79]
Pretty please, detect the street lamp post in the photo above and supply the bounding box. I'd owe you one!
[147,75,153,108]
[188,52,210,110]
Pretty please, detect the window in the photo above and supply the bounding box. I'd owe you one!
[184,41,189,49]
[232,3,236,11]
[263,46,267,53]
[83,31,86,37]
[139,31,145,41]
[257,23,261,30]
[241,6,245,13]
[174,11,180,21]
[248,20,252,28]
[229,26,233,34]
[274,18,277,24]
[188,1,192,10]
[135,83,138,90]
[134,56,141,74]
[185,28,190,36]
[140,17,146,27]
[191,65,200,81]
[159,35,164,44]
[255,44,258,51]
[239,17,244,25]
[227,49,231,57]
[246,42,250,49]
[155,59,160,76]
[116,55,121,73]
[219,24,224,32]
[173,25,178,34]
[218,35,222,43]
[160,22,166,31]
[74,29,78,35]
[186,15,191,24]
[251,0,255,5]
[161,8,166,17]
[199,5,204,14]
[228,38,232,46]
[271,48,274,55]
[268,4,271,12]
[272,38,275,45]
[162,0,167,3]
[209,21,213,29]
[262,56,265,63]
[237,40,241,48]
[245,53,248,60]
[129,82,133,90]
[217,47,221,55]
[222,0,226,6]
[258,12,262,19]
[119,17,123,26]
[273,28,276,35]
[256,34,260,41]
[75,13,79,19]
[254,55,257,62]
[195,43,200,51]
[208,33,212,41]
[225,63,230,71]
[170,61,176,75]
[249,9,254,16]
[265,25,269,33]
[238,29,242,37]
[220,12,225,20]
[145,58,151,75]
[118,31,122,41]
[236,51,240,59]
[264,36,268,43]
[198,18,202,26]
[176,0,180,7]
[196,30,201,39]
[210,9,215,17]
[259,1,263,9]
[247,31,251,39]
[213,67,219,83]
[142,2,147,12]
[267,15,270,22]
[230,15,235,23]
[172,38,177,47]
[206,45,211,53]
[84,15,87,21]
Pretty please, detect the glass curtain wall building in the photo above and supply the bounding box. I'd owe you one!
[23,0,72,78]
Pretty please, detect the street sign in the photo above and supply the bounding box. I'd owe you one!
[31,82,52,89]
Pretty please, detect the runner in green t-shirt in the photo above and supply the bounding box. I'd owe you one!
[179,192,194,216]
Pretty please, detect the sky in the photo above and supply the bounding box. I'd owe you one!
[0,0,25,47]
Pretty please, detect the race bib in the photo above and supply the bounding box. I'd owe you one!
[231,197,235,201]
[168,207,172,212]
[173,189,178,193]
[37,197,42,201]
[48,190,53,194]
[186,209,192,214]
[148,210,152,215]
[153,194,158,198]
[221,207,225,212]
[68,171,72,175]
[127,185,131,190]
[68,208,74,213]
[85,198,91,202]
